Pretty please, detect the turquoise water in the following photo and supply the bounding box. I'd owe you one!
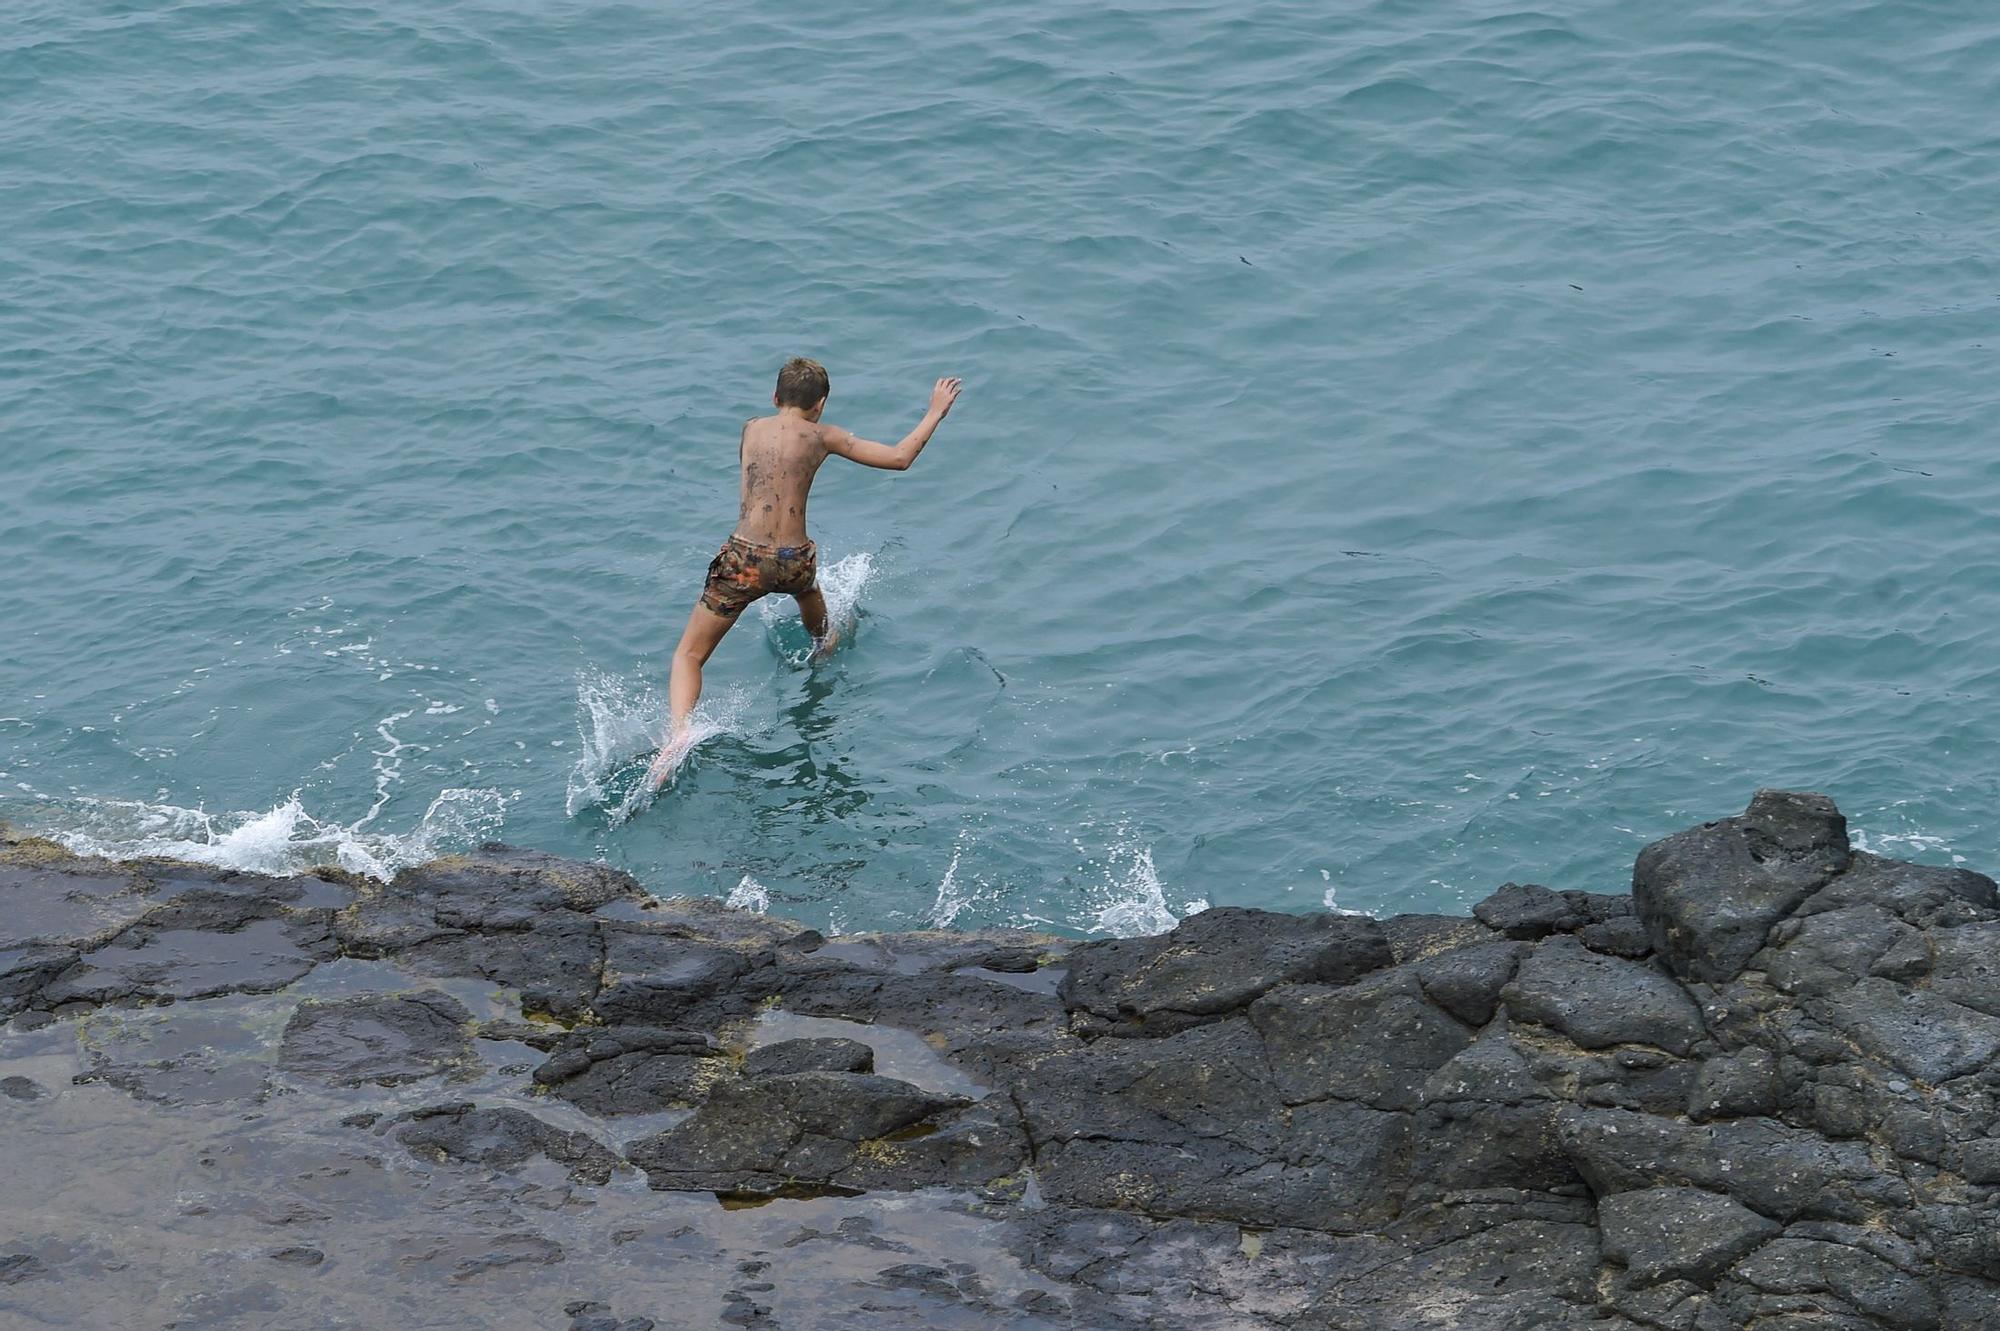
[5,2,1999,934]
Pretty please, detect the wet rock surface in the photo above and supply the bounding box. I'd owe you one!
[4,792,2000,1328]
[281,990,476,1086]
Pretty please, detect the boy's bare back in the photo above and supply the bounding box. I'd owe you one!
[733,415,831,548]
[733,376,963,548]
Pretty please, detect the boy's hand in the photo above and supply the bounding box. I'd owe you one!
[929,377,963,417]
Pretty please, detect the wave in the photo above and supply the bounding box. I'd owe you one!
[19,787,509,881]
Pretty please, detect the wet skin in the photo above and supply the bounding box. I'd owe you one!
[734,416,830,548]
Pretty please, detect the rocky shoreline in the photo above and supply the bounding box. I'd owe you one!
[3,790,1998,1328]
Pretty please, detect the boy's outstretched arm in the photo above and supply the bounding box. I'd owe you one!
[822,377,962,471]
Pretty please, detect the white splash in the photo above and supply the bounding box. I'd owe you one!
[1321,883,1372,917]
[32,787,509,881]
[726,875,772,913]
[1086,839,1200,936]
[928,838,972,928]
[758,551,876,663]
[1851,825,1966,864]
[357,708,415,829]
[564,668,668,818]
[564,668,752,825]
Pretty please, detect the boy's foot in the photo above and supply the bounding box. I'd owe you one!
[809,628,841,663]
[645,728,692,791]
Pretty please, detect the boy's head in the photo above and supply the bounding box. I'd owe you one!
[774,357,829,416]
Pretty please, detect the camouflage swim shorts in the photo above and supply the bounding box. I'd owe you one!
[699,535,818,618]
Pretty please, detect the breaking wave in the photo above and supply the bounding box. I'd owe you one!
[21,787,509,881]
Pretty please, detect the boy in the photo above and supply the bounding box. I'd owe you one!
[648,358,963,787]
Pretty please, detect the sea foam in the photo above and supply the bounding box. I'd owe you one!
[28,787,508,881]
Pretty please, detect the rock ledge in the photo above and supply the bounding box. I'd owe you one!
[4,793,1999,1328]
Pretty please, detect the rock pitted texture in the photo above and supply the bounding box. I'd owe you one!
[4,792,2000,1328]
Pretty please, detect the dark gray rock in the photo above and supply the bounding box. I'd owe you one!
[403,916,605,1022]
[531,1025,726,1114]
[0,1253,47,1284]
[1731,1236,1939,1329]
[1473,882,1584,939]
[1798,851,1997,927]
[776,963,1067,1084]
[0,1075,43,1101]
[1411,1034,1577,1195]
[1058,906,1392,1038]
[625,1070,1017,1199]
[1377,913,1492,964]
[0,944,80,1016]
[397,1230,565,1282]
[940,943,1043,973]
[728,1071,963,1142]
[1634,789,1851,983]
[1502,937,1706,1056]
[1598,1186,1778,1285]
[1016,1015,1415,1230]
[591,936,757,1028]
[1926,920,2000,1016]
[1822,978,2000,1085]
[1687,1049,1779,1122]
[0,848,157,951]
[1759,904,1911,997]
[267,1246,324,1266]
[399,844,643,920]
[604,891,825,949]
[330,846,646,1020]
[392,1103,623,1185]
[1252,970,1475,1109]
[1578,915,1655,959]
[744,1036,874,1077]
[1570,1045,1701,1116]
[1297,1218,1606,1329]
[39,919,316,1006]
[1557,1108,1893,1224]
[1413,939,1526,1027]
[473,1019,564,1051]
[279,991,473,1086]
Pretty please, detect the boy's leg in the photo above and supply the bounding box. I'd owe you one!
[795,589,830,640]
[651,604,737,788]
[668,603,738,738]
[795,589,838,657]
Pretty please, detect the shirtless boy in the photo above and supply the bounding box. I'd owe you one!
[649,358,963,785]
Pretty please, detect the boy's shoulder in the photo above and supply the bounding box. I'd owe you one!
[741,415,832,451]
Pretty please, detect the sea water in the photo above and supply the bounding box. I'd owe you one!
[4,2,1999,934]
